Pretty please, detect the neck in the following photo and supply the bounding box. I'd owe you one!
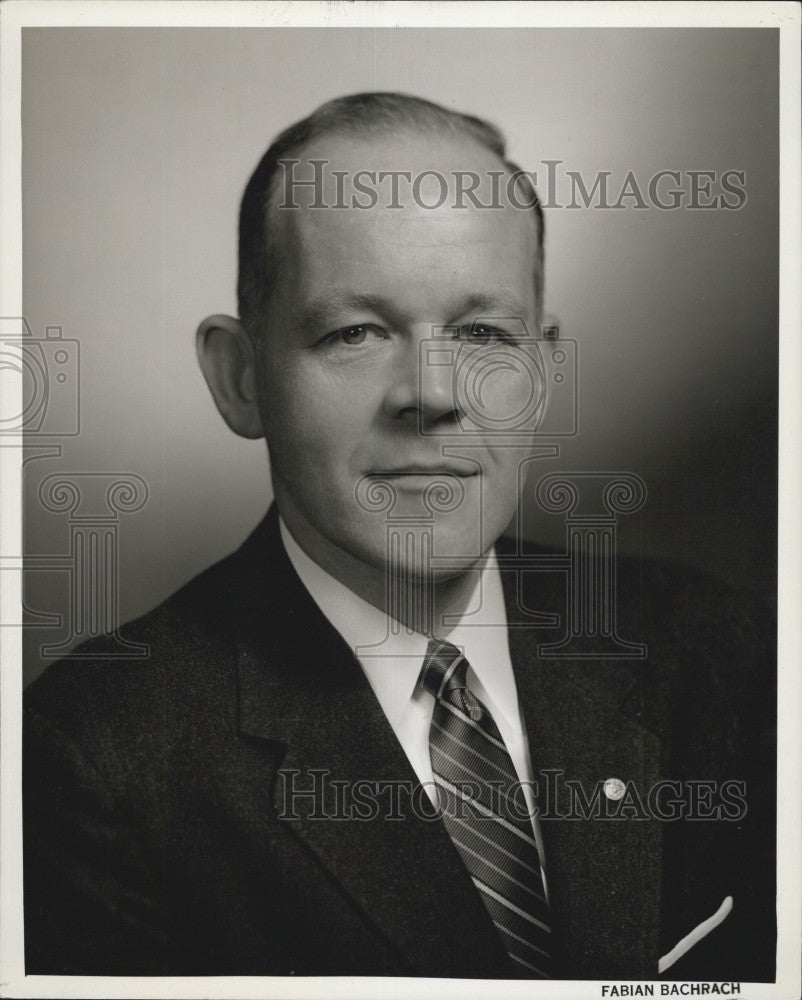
[276,496,487,637]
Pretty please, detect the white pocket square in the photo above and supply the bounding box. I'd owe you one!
[658,895,733,974]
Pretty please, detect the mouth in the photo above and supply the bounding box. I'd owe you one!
[369,460,479,479]
[365,466,479,495]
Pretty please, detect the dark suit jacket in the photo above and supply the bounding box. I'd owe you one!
[23,506,776,979]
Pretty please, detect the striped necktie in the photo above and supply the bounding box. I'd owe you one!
[420,638,552,978]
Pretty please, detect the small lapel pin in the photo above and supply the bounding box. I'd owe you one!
[603,777,626,800]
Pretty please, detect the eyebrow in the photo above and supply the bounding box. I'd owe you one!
[298,293,397,331]
[298,291,533,330]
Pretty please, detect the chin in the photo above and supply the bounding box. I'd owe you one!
[375,520,490,577]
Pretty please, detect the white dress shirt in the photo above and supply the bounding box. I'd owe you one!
[278,517,546,864]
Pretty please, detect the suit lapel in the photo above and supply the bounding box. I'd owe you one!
[231,510,510,977]
[503,562,663,979]
[230,511,664,978]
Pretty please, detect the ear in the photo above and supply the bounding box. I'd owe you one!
[195,315,264,439]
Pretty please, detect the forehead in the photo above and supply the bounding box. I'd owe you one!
[269,129,540,317]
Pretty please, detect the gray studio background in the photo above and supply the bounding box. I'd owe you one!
[21,28,778,684]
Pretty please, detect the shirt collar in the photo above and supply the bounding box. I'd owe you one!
[277,516,513,730]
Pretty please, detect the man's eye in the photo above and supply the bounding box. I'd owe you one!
[456,324,508,343]
[325,324,386,346]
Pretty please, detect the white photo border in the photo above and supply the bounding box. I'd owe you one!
[1,3,799,999]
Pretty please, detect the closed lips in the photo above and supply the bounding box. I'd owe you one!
[371,465,478,477]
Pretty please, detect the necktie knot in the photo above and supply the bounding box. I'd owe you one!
[420,638,483,722]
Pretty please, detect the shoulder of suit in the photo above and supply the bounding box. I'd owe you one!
[23,539,250,743]
[496,531,773,634]
[23,507,309,743]
[496,531,774,729]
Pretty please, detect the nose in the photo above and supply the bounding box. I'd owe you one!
[382,331,461,429]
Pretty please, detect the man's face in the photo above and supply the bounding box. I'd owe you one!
[254,130,542,584]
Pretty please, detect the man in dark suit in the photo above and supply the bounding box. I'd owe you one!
[24,92,776,981]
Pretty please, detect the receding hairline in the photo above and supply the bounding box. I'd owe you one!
[258,131,544,335]
[238,93,544,335]
[263,122,544,237]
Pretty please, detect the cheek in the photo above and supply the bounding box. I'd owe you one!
[494,361,544,414]
[457,349,545,434]
[478,448,530,523]
[258,364,366,473]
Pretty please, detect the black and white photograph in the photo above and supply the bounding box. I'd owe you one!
[1,2,799,998]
